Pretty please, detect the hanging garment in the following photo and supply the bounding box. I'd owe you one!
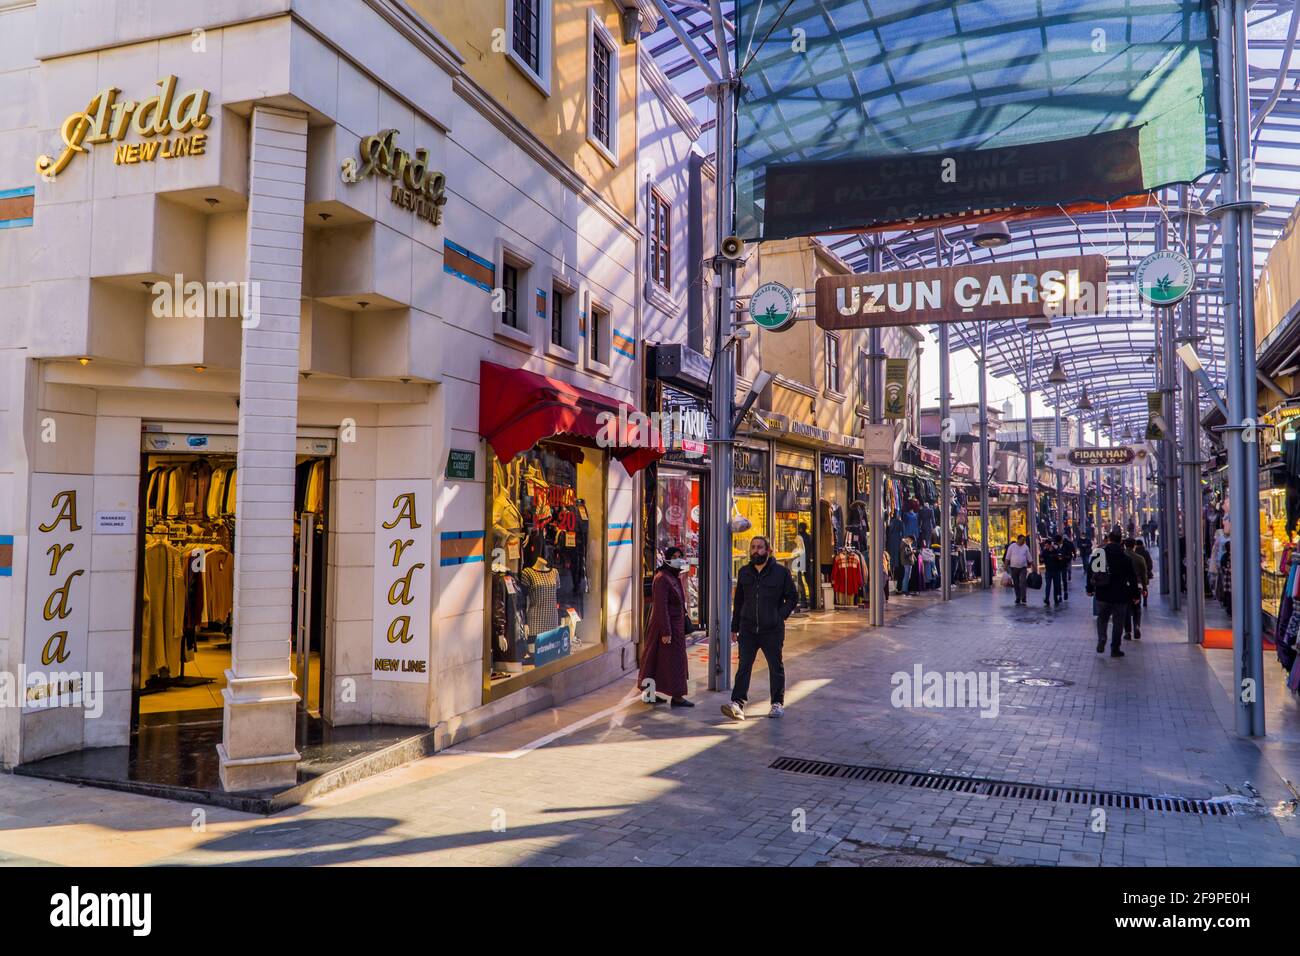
[140,539,186,684]
[818,499,835,567]
[521,564,561,634]
[832,550,864,597]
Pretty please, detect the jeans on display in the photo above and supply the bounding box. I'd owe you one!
[1009,566,1028,603]
[731,629,785,706]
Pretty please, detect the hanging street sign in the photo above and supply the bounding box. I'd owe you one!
[814,255,1108,330]
[1050,445,1150,469]
[749,281,797,331]
[1134,249,1194,307]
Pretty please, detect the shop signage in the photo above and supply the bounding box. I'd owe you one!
[24,475,92,707]
[1051,445,1149,469]
[814,255,1108,329]
[342,129,448,225]
[37,76,212,179]
[372,481,433,683]
[1134,250,1194,307]
[749,281,796,331]
[884,359,908,420]
[662,387,711,461]
[733,448,767,492]
[775,466,814,513]
[445,449,475,480]
[821,455,850,478]
[533,625,572,668]
[93,510,134,535]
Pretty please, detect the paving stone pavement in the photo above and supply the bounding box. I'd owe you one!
[3,577,1299,867]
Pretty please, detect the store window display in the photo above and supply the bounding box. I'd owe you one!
[732,447,769,580]
[489,441,605,686]
[655,469,702,624]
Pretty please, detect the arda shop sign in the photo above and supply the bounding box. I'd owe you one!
[342,129,448,226]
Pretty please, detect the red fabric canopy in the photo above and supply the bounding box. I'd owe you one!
[478,361,663,475]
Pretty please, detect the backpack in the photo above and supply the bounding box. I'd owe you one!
[1089,547,1110,587]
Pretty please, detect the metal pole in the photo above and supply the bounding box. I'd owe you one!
[707,68,736,692]
[1231,0,1265,735]
[868,240,886,626]
[979,323,991,588]
[1078,417,1086,540]
[1215,0,1255,736]
[1055,386,1064,534]
[936,231,952,601]
[1025,330,1037,562]
[1179,185,1206,645]
[1158,205,1182,611]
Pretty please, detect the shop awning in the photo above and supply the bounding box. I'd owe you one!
[478,361,662,475]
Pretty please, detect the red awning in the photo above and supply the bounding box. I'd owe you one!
[478,361,663,475]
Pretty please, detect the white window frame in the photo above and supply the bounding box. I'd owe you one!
[494,238,536,349]
[546,268,579,364]
[504,0,552,96]
[583,289,613,376]
[586,9,619,166]
[824,331,844,399]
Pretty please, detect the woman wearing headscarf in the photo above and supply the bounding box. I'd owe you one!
[638,546,693,708]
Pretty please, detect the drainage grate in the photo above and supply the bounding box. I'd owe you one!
[1002,676,1074,687]
[768,757,1236,816]
[977,658,1028,668]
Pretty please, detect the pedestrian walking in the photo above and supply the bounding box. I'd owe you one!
[722,536,798,721]
[1123,538,1148,640]
[638,546,694,708]
[1003,534,1033,606]
[1087,529,1141,657]
[1042,536,1066,606]
[1056,532,1076,601]
[1133,539,1153,608]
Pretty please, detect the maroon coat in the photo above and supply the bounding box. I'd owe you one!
[638,567,689,698]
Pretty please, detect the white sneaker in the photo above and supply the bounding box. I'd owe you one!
[768,703,784,719]
[721,701,745,721]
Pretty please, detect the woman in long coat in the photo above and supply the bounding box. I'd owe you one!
[638,546,693,707]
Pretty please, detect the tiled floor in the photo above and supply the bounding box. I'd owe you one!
[3,577,1299,867]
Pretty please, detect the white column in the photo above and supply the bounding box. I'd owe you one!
[218,106,308,791]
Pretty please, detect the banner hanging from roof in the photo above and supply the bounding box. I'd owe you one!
[733,0,1224,240]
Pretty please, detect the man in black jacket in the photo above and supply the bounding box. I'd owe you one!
[1087,529,1141,658]
[723,535,799,721]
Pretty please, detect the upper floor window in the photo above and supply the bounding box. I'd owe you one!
[587,12,619,163]
[589,304,607,364]
[551,285,566,347]
[501,261,522,330]
[824,332,841,393]
[506,0,552,95]
[649,189,671,291]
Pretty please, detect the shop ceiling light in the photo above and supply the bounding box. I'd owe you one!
[1047,354,1068,385]
[1287,428,1297,442]
[78,356,91,366]
[1101,410,1113,427]
[1076,386,1093,411]
[1271,441,1283,453]
[972,221,1011,248]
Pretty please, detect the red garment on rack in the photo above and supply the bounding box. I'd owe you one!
[832,551,864,596]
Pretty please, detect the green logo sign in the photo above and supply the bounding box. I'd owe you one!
[749,282,796,331]
[446,448,475,480]
[1135,250,1193,307]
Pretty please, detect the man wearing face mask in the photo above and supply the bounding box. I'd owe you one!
[722,535,799,720]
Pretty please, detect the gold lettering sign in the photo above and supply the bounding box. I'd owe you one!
[37,76,213,179]
[341,129,447,225]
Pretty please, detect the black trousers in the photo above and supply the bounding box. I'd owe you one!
[1096,601,1128,652]
[732,629,785,706]
[1124,600,1142,637]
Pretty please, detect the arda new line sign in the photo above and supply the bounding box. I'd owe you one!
[815,255,1108,329]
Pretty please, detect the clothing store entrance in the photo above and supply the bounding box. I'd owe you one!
[133,427,334,737]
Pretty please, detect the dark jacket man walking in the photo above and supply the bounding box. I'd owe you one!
[722,535,798,721]
[1087,529,1141,657]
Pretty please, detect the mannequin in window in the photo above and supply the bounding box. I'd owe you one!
[521,531,561,636]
